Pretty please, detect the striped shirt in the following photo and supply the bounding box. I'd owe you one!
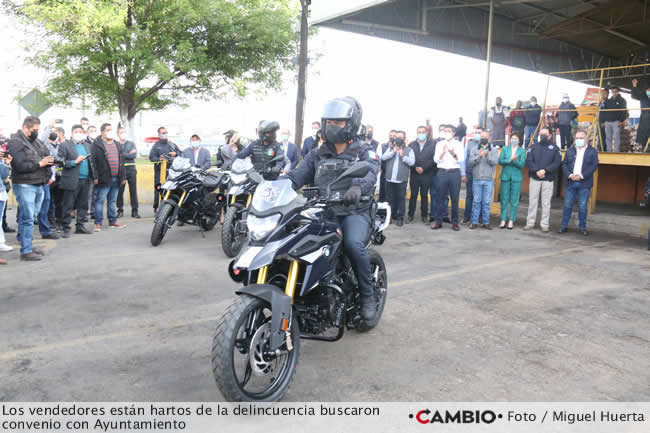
[104,140,120,177]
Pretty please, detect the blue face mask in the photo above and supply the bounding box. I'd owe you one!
[191,141,200,148]
[279,135,289,142]
[646,90,650,97]
[417,133,427,142]
[474,134,480,141]
[575,139,586,148]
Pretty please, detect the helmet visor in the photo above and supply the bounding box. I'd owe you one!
[322,99,354,120]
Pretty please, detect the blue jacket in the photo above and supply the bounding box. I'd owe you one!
[561,146,599,189]
[526,140,562,182]
[556,101,578,125]
[0,161,9,194]
[282,141,299,170]
[182,147,211,170]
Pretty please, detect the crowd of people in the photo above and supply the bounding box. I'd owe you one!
[3,80,648,264]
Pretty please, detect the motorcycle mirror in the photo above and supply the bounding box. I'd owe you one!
[249,172,264,184]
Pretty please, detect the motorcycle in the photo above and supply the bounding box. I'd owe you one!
[211,162,390,402]
[220,156,284,258]
[150,157,229,246]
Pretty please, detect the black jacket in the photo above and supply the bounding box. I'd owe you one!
[58,140,95,191]
[91,138,126,186]
[408,139,437,177]
[526,139,562,182]
[118,140,138,164]
[601,95,627,123]
[631,85,650,148]
[149,139,181,178]
[7,130,51,185]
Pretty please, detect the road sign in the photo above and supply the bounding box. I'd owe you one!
[19,88,53,117]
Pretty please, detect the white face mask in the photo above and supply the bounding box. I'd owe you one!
[443,132,453,140]
[118,132,127,141]
[562,98,569,103]
[191,141,200,148]
[575,138,586,148]
[73,132,85,142]
[105,131,114,140]
[312,129,318,137]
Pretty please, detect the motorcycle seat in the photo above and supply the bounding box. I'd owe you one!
[202,174,221,189]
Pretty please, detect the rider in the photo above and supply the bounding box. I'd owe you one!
[235,120,290,179]
[286,97,379,322]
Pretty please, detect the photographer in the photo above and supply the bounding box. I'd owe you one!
[32,128,61,240]
[380,130,415,226]
[7,116,53,261]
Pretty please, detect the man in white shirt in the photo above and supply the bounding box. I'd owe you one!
[432,125,465,231]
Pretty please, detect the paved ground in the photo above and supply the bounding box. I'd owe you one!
[0,207,649,402]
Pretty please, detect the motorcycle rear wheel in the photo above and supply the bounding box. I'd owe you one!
[150,202,174,246]
[357,249,388,332]
[211,294,300,402]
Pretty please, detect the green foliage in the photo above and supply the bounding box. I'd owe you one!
[15,0,299,119]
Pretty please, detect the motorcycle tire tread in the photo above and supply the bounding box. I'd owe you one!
[221,204,245,258]
[150,202,174,247]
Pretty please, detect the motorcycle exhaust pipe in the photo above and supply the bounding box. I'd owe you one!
[228,260,248,283]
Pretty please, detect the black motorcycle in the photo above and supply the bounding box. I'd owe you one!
[150,157,228,246]
[220,157,284,258]
[211,162,391,402]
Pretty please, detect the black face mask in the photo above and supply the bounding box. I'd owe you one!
[394,138,405,146]
[480,138,488,145]
[366,131,373,140]
[325,125,347,144]
[28,130,38,142]
[49,132,58,141]
[540,134,549,142]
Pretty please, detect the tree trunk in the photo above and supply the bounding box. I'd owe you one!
[294,0,309,157]
[119,107,138,144]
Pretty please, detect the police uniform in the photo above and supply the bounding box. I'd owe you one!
[148,139,181,210]
[287,140,378,298]
[235,139,290,179]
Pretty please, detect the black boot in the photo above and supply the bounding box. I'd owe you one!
[116,209,123,218]
[360,295,377,321]
[131,210,141,219]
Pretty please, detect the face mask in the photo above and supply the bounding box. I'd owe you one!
[394,138,405,146]
[474,133,480,141]
[160,134,168,141]
[575,139,586,147]
[366,132,373,140]
[562,98,569,103]
[82,125,88,131]
[73,133,85,142]
[312,129,318,137]
[531,101,537,105]
[89,132,98,139]
[279,135,289,142]
[118,133,127,141]
[28,130,39,142]
[417,133,427,142]
[540,134,549,142]
[191,141,200,148]
[510,139,519,146]
[480,138,488,146]
[443,132,452,140]
[325,125,347,144]
[496,102,502,107]
[646,91,650,97]
[49,132,58,141]
[105,131,114,140]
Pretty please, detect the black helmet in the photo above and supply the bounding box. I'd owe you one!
[321,96,362,144]
[356,124,367,140]
[258,120,280,143]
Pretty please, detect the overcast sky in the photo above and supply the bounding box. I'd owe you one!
[0,12,638,143]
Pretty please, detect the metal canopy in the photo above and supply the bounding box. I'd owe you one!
[312,0,650,88]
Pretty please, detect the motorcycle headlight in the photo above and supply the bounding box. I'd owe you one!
[230,173,248,185]
[247,214,281,241]
[168,170,182,180]
[162,180,176,190]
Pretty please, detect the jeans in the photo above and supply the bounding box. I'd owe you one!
[429,173,439,219]
[561,182,591,230]
[37,184,53,236]
[13,183,45,254]
[436,169,461,225]
[463,172,474,220]
[408,174,430,219]
[338,214,372,298]
[0,200,6,245]
[500,180,522,222]
[471,180,493,224]
[524,125,538,148]
[605,121,621,152]
[95,177,120,225]
[386,181,407,221]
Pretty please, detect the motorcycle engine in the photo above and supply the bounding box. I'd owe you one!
[295,286,343,335]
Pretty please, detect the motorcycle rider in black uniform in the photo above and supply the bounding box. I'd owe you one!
[235,120,290,179]
[286,97,379,321]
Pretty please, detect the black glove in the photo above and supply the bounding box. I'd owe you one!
[343,184,362,206]
[271,166,281,175]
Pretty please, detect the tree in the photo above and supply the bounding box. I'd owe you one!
[12,0,298,138]
[294,0,309,155]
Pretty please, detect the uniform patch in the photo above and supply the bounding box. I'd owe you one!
[266,148,275,157]
[368,150,379,160]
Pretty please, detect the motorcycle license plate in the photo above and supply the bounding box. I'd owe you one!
[234,246,263,269]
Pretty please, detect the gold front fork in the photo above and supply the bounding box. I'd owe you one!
[230,195,237,205]
[256,266,268,284]
[245,193,252,208]
[285,261,299,304]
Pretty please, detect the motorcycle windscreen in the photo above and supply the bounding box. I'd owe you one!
[251,179,297,213]
[231,158,253,174]
[171,157,191,171]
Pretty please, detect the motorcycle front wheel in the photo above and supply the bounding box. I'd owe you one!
[221,204,247,257]
[211,294,300,402]
[150,202,174,246]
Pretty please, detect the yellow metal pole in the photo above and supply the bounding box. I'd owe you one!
[594,69,605,152]
[589,166,598,214]
[549,63,650,75]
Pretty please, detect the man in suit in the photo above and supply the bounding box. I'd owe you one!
[182,134,211,170]
[278,129,298,171]
[301,121,320,159]
[559,130,599,236]
[58,124,95,237]
[407,125,436,223]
